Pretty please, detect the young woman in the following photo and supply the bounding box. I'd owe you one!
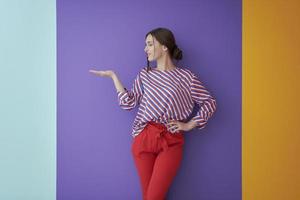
[89,27,217,200]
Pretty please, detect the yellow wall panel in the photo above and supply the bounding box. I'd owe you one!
[243,0,300,199]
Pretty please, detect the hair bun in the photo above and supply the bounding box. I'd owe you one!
[173,45,182,60]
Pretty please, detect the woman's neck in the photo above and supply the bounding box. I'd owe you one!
[156,54,176,71]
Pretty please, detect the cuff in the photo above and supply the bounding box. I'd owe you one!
[117,88,129,104]
[191,116,207,130]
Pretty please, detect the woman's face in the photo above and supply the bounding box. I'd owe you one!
[144,34,164,62]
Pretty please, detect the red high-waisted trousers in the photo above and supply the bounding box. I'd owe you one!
[131,121,185,200]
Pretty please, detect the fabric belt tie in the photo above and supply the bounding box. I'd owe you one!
[136,121,171,158]
[155,128,169,153]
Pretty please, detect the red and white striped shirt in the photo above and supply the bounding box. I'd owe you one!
[117,66,217,137]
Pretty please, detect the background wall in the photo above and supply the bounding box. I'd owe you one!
[243,0,300,199]
[0,0,56,200]
[2,1,300,200]
[57,0,241,199]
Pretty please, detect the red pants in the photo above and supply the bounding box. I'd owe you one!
[131,121,185,200]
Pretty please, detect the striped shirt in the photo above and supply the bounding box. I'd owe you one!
[117,66,217,137]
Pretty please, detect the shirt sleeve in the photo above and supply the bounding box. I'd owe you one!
[117,71,143,111]
[190,73,217,129]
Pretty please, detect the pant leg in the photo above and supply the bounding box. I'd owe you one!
[131,126,158,200]
[131,121,184,200]
[146,144,184,200]
[132,151,156,200]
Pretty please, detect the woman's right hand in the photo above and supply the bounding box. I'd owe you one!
[89,68,125,93]
[89,69,115,78]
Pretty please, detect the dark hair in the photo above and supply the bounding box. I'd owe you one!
[145,27,183,72]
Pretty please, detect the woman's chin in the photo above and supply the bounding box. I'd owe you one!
[147,57,154,62]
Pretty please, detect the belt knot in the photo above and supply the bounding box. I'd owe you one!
[156,129,169,153]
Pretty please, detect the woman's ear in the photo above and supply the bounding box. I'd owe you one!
[162,45,168,52]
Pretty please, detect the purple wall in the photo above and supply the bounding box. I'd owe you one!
[57,0,241,199]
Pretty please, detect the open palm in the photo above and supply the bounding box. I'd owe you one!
[89,69,114,78]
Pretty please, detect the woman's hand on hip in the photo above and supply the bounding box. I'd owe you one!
[166,120,197,133]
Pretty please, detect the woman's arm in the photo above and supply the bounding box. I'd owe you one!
[89,69,143,110]
[116,71,143,110]
[111,73,126,93]
[167,73,217,133]
[89,69,125,93]
[189,73,217,130]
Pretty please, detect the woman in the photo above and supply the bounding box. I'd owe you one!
[89,27,217,200]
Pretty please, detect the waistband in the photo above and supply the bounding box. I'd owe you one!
[133,120,184,158]
[147,121,168,130]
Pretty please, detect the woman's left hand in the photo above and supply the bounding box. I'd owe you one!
[166,120,197,133]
